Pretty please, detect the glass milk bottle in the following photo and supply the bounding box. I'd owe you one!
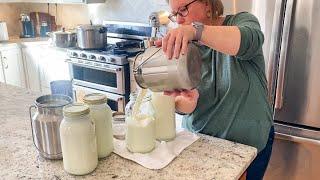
[125,90,156,153]
[60,103,98,175]
[151,92,176,141]
[83,93,114,158]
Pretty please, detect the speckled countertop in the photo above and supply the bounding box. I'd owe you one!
[0,83,257,180]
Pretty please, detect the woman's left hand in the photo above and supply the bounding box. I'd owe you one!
[162,25,196,59]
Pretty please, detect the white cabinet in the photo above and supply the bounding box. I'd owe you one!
[0,0,104,3]
[22,46,42,92]
[62,0,105,3]
[38,47,70,90]
[0,46,26,88]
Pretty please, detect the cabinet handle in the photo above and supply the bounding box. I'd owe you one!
[2,57,8,69]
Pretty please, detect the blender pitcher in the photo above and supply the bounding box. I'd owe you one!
[133,43,202,92]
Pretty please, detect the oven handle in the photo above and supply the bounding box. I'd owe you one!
[73,84,124,102]
[66,59,121,73]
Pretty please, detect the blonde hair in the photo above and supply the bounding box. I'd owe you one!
[167,0,224,19]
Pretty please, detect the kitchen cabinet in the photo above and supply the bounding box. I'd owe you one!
[0,46,26,88]
[38,47,70,90]
[62,0,105,3]
[22,46,42,92]
[0,0,104,3]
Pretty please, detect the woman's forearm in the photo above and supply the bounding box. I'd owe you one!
[199,25,241,56]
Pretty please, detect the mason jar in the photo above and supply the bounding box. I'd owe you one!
[60,103,98,175]
[83,93,114,158]
[125,91,156,153]
[151,92,176,141]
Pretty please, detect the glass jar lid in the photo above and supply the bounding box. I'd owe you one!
[63,103,90,117]
[83,93,107,105]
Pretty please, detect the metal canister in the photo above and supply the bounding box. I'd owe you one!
[29,94,72,159]
[133,43,202,92]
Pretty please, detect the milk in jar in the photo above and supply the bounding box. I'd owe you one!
[151,92,176,141]
[125,89,156,153]
[60,103,98,175]
[83,93,114,158]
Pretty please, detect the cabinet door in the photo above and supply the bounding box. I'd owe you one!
[0,52,5,83]
[39,47,70,90]
[1,48,26,87]
[22,47,41,92]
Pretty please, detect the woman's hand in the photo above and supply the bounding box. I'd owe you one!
[164,89,199,114]
[162,25,196,59]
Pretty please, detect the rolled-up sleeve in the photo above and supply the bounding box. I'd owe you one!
[234,12,264,60]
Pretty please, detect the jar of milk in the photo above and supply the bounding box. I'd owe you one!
[83,93,114,158]
[60,103,98,175]
[151,92,176,141]
[125,89,156,153]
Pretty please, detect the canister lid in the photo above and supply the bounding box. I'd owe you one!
[63,103,90,117]
[83,93,107,105]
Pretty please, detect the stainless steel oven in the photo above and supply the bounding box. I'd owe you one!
[73,84,126,113]
[66,21,152,114]
[67,57,130,95]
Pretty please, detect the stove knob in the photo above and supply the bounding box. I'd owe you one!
[109,58,116,63]
[72,52,78,57]
[89,55,96,60]
[99,56,106,62]
[80,53,87,59]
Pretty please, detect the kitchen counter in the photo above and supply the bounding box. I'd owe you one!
[0,36,50,47]
[0,83,257,180]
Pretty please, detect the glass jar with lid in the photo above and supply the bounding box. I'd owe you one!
[60,103,98,175]
[151,92,176,141]
[125,89,156,153]
[83,93,114,158]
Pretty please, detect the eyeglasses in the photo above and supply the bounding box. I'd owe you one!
[168,0,199,22]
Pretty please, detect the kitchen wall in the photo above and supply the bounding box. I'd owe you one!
[0,0,252,37]
[0,3,90,36]
[86,0,252,24]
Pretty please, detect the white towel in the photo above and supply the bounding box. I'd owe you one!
[113,130,199,170]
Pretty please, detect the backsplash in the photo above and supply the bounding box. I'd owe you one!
[0,0,252,37]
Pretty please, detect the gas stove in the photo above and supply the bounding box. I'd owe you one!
[66,38,145,66]
[67,21,152,113]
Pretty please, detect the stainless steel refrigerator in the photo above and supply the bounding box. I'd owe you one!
[263,0,320,179]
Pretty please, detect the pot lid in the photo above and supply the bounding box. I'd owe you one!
[53,27,76,35]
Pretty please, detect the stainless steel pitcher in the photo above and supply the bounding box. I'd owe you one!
[133,43,202,92]
[29,95,72,159]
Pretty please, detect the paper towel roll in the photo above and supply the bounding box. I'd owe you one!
[0,21,9,41]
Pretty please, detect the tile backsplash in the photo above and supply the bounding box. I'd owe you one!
[0,0,252,37]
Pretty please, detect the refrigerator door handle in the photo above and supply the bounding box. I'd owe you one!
[275,0,295,109]
[267,0,285,105]
[276,132,320,146]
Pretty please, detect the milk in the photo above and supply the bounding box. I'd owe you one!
[60,114,98,175]
[132,89,147,116]
[125,89,156,153]
[89,104,114,158]
[126,114,155,153]
[151,92,176,141]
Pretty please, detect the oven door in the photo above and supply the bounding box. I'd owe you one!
[67,58,130,95]
[73,84,127,113]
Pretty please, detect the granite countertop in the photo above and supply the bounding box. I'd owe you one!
[0,83,257,180]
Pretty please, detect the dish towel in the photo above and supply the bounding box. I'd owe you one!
[113,130,200,170]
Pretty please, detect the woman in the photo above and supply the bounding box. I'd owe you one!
[158,0,274,179]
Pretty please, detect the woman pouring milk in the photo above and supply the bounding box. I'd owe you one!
[155,0,274,179]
